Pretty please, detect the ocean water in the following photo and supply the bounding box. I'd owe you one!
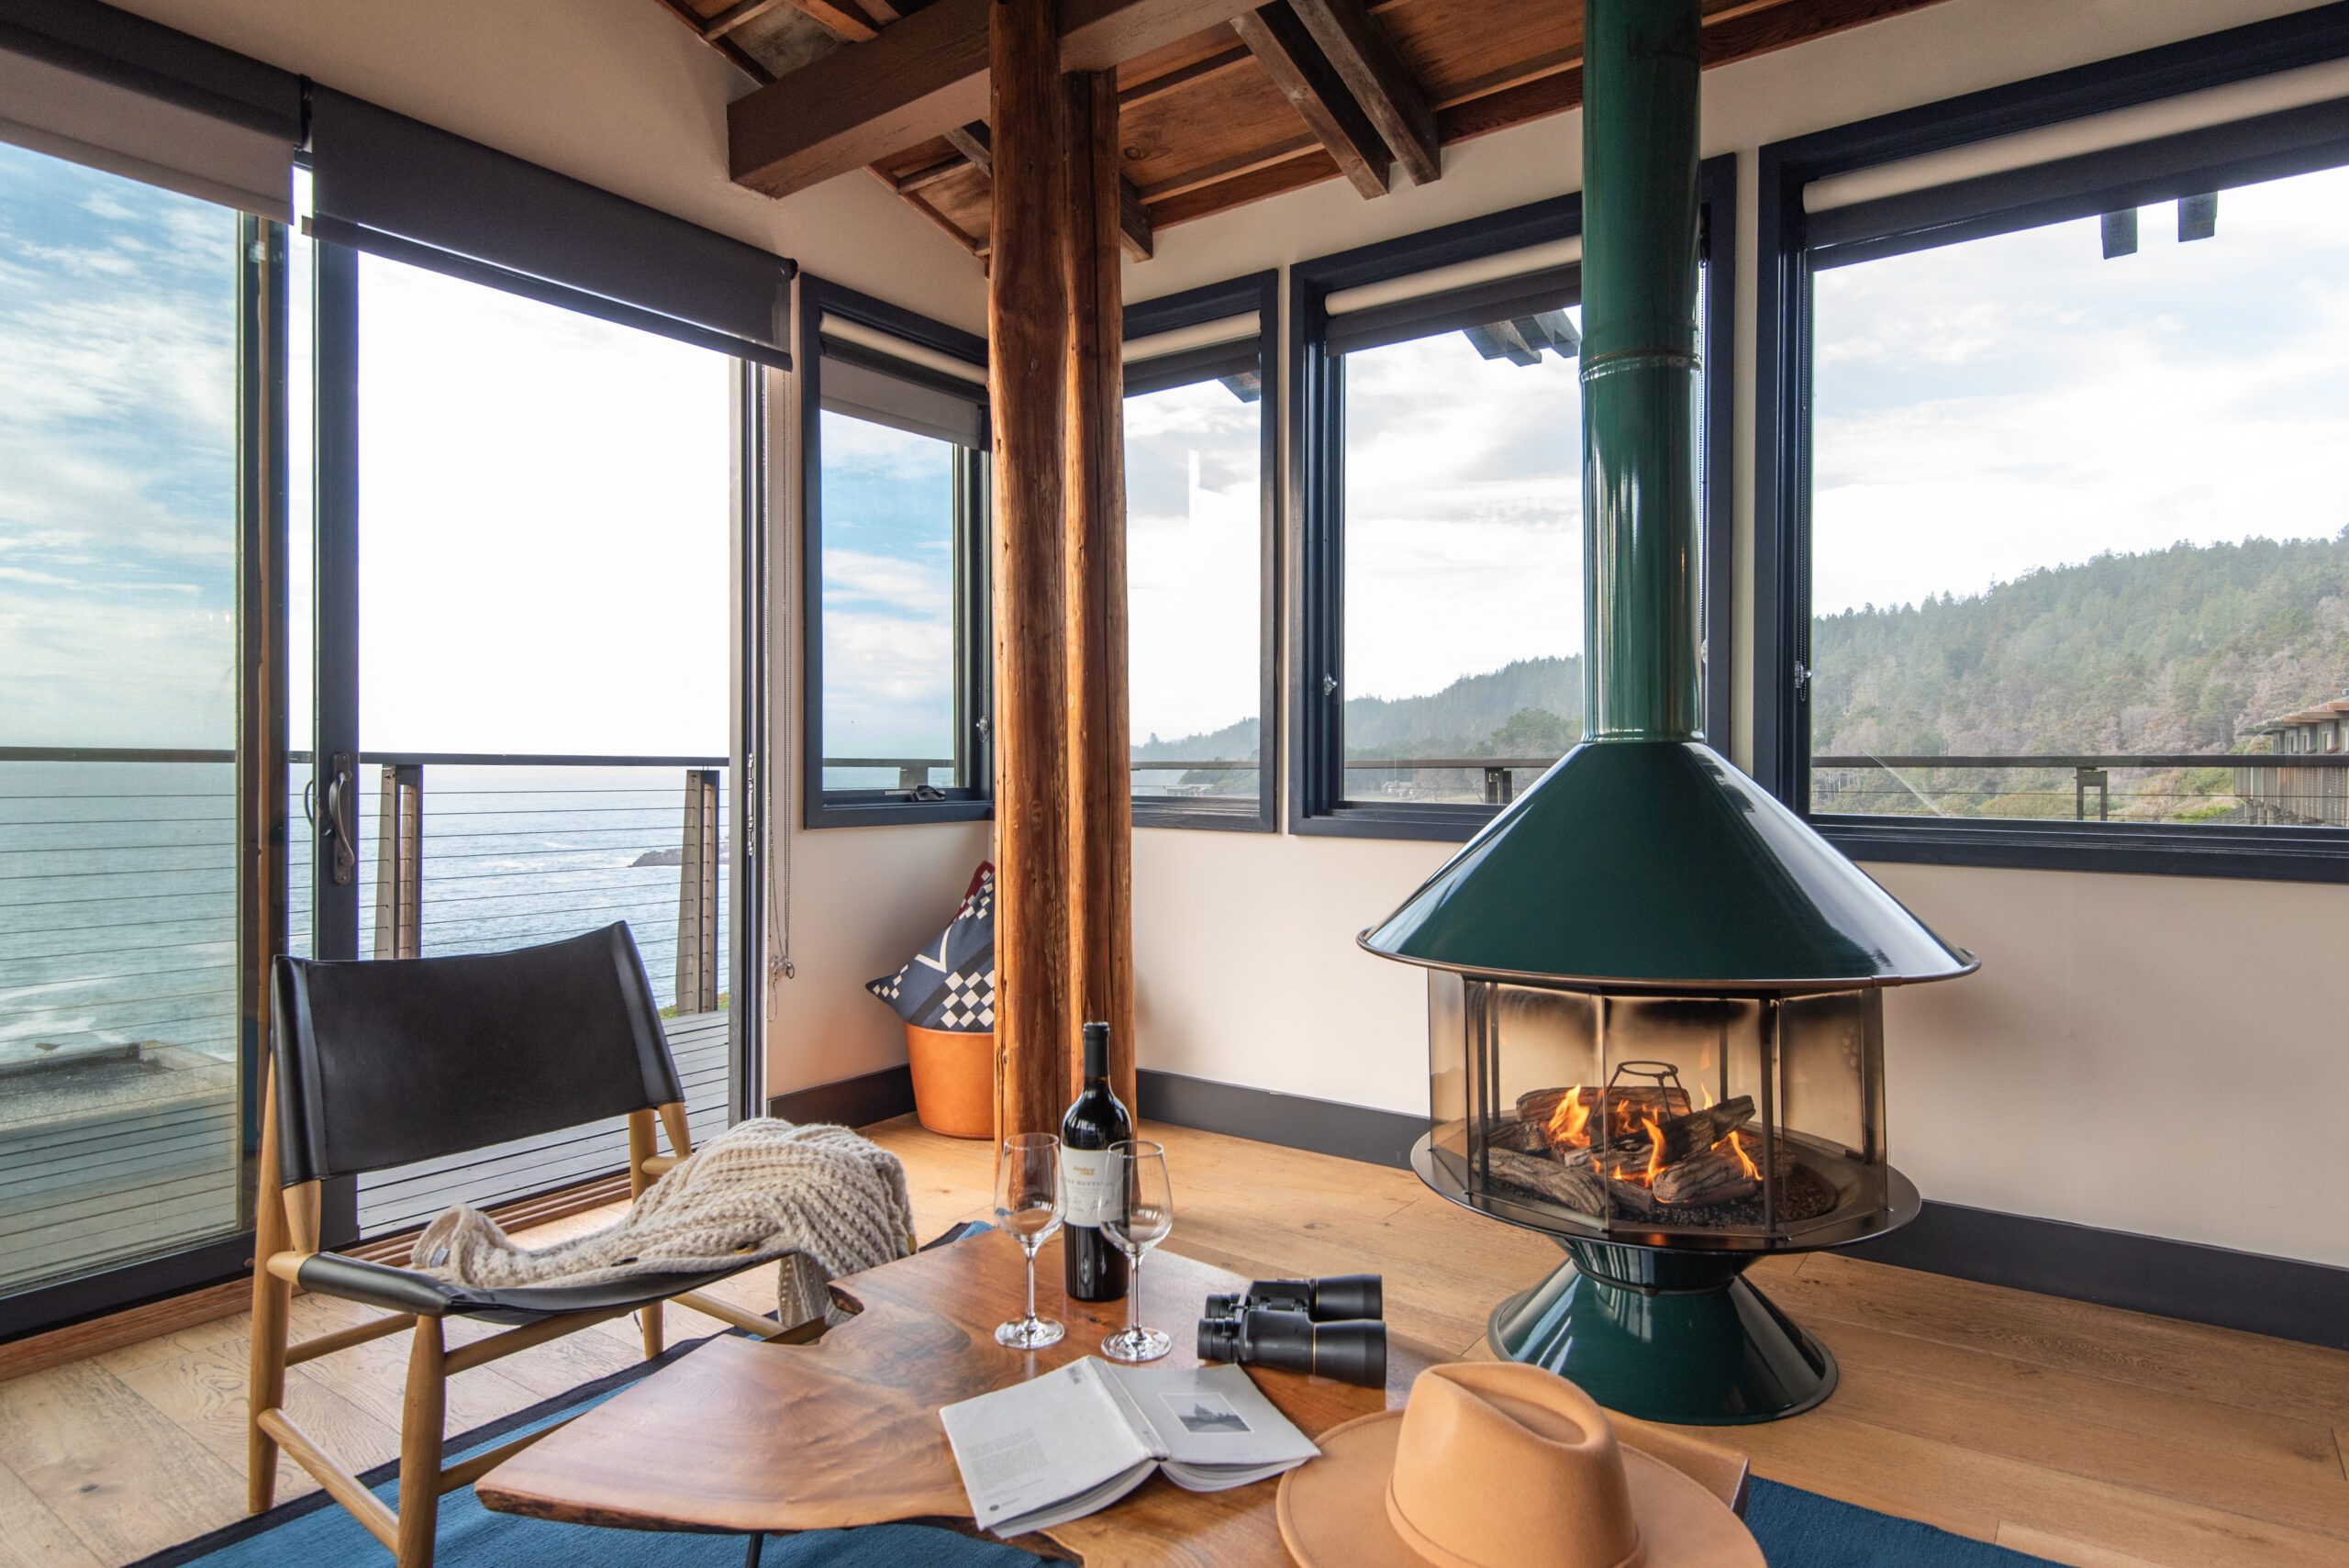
[0,762,729,1071]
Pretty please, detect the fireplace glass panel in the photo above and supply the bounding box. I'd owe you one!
[1431,977,1890,1244]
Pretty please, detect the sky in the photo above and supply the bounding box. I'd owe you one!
[1126,376,1260,745]
[1341,325,1585,709]
[17,139,2349,762]
[0,143,239,750]
[348,253,732,756]
[818,407,957,766]
[1812,163,2349,617]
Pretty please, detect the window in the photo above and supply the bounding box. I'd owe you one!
[0,142,254,1296]
[1760,9,2349,877]
[1294,176,1735,840]
[799,279,990,827]
[1124,272,1277,831]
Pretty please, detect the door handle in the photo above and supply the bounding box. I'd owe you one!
[322,751,357,885]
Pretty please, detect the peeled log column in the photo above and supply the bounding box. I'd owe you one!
[1061,68,1138,1113]
[989,0,1071,1139]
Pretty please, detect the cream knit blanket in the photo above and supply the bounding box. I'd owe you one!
[409,1118,918,1324]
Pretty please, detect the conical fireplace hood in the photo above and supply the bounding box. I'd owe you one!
[1360,0,1972,992]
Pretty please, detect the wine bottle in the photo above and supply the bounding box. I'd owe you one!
[1060,1020,1131,1302]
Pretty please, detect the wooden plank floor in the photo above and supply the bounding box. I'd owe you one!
[0,1115,2343,1567]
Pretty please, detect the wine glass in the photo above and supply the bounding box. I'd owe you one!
[994,1132,1066,1349]
[1100,1140,1174,1362]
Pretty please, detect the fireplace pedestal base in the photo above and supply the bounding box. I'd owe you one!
[1487,1241,1836,1425]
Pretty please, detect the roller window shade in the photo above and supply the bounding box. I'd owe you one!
[0,0,297,218]
[308,87,795,369]
[1123,310,1260,398]
[1326,263,1580,357]
[1806,89,2349,269]
[819,336,987,449]
[1125,339,1261,398]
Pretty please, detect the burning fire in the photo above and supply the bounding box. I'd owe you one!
[1720,1132,1759,1181]
[1641,1117,1665,1185]
[1544,1085,1593,1147]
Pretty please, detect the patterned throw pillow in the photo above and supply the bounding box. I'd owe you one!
[865,862,996,1032]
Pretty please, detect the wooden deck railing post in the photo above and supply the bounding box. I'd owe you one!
[1063,67,1138,1112]
[990,0,1074,1140]
[372,762,421,960]
[676,768,720,1014]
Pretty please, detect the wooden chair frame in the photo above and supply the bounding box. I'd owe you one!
[246,1070,807,1567]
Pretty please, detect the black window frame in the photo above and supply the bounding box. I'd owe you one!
[796,273,993,829]
[1289,162,1738,842]
[1755,1,2349,884]
[1123,270,1281,834]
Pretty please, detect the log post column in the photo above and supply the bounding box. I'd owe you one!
[989,0,1073,1139]
[1062,68,1139,1114]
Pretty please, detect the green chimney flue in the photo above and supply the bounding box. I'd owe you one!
[1580,0,1703,743]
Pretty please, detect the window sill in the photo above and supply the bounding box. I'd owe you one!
[1813,813,2349,884]
[1289,802,1499,843]
[1134,798,1272,833]
[805,797,992,830]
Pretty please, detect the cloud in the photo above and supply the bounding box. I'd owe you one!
[1814,169,2349,615]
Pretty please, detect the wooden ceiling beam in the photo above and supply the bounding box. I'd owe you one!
[651,0,776,83]
[1288,0,1437,186]
[936,118,1152,261]
[941,120,995,176]
[783,0,881,43]
[698,0,792,41]
[1119,42,1251,109]
[729,0,1265,198]
[1230,2,1389,199]
[890,151,974,194]
[1118,177,1154,261]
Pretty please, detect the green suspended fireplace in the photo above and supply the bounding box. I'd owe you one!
[1359,0,1976,1425]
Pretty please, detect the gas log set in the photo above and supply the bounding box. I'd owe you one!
[1489,1076,1791,1219]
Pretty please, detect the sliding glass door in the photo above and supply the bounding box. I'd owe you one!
[0,144,263,1303]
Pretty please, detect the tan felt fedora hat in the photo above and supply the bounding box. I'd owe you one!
[1277,1362,1763,1568]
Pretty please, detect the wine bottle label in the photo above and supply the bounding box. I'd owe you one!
[1059,1147,1116,1228]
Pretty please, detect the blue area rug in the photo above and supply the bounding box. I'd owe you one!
[127,1345,1044,1568]
[1748,1478,2055,1565]
[130,1342,2051,1565]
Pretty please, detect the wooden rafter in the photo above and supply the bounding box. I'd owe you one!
[697,0,795,41]
[669,0,1960,255]
[941,121,995,175]
[1230,2,1389,198]
[729,0,1266,198]
[1290,0,1437,185]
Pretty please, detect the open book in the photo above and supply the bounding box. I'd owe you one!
[939,1357,1320,1537]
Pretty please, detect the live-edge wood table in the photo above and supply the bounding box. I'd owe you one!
[474,1229,1748,1566]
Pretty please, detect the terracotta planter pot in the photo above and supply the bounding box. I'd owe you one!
[905,1023,995,1140]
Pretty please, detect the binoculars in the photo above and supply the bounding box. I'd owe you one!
[1202,1273,1382,1323]
[1197,1275,1386,1388]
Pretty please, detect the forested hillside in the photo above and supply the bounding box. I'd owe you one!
[1130,655,1585,765]
[1812,533,2349,757]
[1132,534,2349,776]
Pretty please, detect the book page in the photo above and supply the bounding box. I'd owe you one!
[939,1359,1156,1533]
[1100,1362,1320,1483]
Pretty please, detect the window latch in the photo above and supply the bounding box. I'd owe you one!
[1321,673,1338,697]
[1793,660,1811,693]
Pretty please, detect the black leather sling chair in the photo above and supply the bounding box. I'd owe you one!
[248,924,791,1568]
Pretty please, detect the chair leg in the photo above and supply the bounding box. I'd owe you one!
[640,1299,664,1360]
[395,1317,447,1568]
[248,1069,292,1516]
[246,1258,290,1513]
